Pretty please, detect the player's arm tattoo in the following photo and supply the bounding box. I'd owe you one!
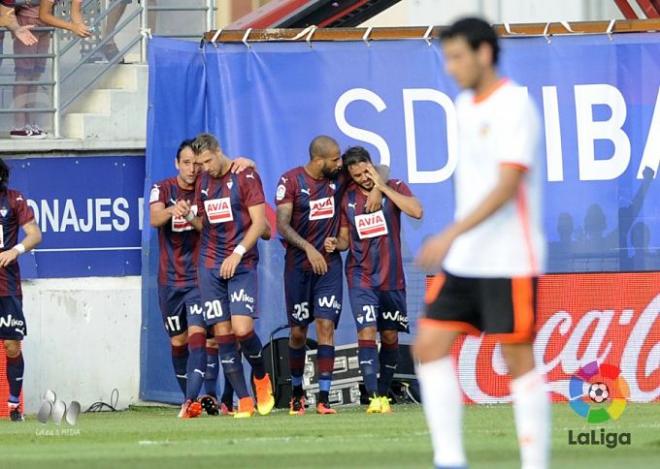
[276,203,311,251]
[261,218,272,240]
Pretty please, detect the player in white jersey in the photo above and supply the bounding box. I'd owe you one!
[414,18,550,469]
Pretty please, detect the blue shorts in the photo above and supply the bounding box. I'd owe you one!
[348,288,409,333]
[0,296,26,340]
[158,285,205,337]
[198,265,258,326]
[284,257,343,328]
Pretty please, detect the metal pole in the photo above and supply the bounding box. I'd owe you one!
[206,0,215,32]
[53,29,61,138]
[140,0,149,63]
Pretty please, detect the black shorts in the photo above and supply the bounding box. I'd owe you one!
[0,296,26,340]
[423,273,537,344]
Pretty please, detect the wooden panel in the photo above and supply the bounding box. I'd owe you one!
[203,19,660,43]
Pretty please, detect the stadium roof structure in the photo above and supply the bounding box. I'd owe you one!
[204,18,660,44]
[225,0,660,30]
[614,0,660,18]
[227,0,404,29]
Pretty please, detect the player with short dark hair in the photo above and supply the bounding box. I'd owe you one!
[275,136,386,415]
[177,132,274,419]
[324,146,422,414]
[415,17,549,469]
[0,157,42,421]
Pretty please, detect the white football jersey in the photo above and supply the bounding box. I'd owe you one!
[443,79,546,277]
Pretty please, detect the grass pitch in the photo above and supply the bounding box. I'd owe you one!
[0,403,658,468]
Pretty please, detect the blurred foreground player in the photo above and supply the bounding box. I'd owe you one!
[0,158,42,421]
[325,146,422,414]
[414,18,549,469]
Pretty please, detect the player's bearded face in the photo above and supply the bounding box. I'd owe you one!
[348,162,374,191]
[442,37,483,90]
[321,153,342,179]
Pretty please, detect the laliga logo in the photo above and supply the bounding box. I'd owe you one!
[568,360,629,423]
[567,361,632,449]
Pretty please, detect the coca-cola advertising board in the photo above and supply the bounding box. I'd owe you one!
[445,273,659,403]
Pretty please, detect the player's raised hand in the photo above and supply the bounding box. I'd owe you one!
[365,189,383,213]
[0,249,19,268]
[231,157,256,174]
[172,200,190,218]
[365,164,386,190]
[415,229,458,272]
[305,245,328,275]
[324,237,338,253]
[220,253,241,279]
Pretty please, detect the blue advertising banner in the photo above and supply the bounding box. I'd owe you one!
[141,34,660,402]
[7,156,145,278]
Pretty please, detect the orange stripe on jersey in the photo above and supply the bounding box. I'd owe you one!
[424,274,445,304]
[516,183,538,274]
[418,318,481,337]
[473,77,509,104]
[500,162,529,173]
[490,277,535,344]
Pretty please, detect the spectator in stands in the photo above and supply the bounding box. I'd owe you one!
[10,0,90,138]
[91,0,156,63]
[0,2,37,45]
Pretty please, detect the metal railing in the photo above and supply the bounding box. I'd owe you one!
[0,0,216,139]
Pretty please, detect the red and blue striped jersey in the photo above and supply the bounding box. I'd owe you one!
[0,189,35,297]
[150,177,199,288]
[195,169,265,271]
[275,167,345,272]
[341,180,412,291]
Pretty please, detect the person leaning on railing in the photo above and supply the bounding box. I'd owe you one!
[38,0,91,37]
[9,0,91,139]
[90,0,157,63]
[0,1,37,45]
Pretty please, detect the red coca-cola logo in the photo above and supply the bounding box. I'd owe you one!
[447,273,660,404]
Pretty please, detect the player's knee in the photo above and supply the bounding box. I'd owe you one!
[213,321,232,337]
[170,332,187,347]
[316,320,334,344]
[205,339,217,349]
[289,326,307,347]
[380,329,398,345]
[501,343,535,378]
[357,327,377,341]
[3,340,21,358]
[412,335,443,364]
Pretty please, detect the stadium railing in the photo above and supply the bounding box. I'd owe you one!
[0,0,217,138]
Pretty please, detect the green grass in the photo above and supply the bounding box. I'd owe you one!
[0,403,658,468]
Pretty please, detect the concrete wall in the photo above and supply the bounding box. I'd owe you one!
[21,277,141,413]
